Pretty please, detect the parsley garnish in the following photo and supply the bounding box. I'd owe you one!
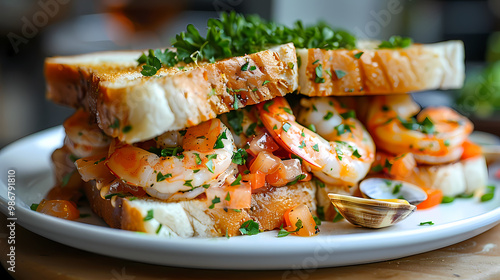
[206,159,215,173]
[246,123,257,136]
[241,61,249,71]
[262,80,270,86]
[332,207,344,222]
[94,157,106,165]
[239,220,260,235]
[232,148,248,165]
[354,52,364,59]
[352,149,362,158]
[277,219,303,237]
[340,110,356,119]
[61,171,74,187]
[334,69,346,79]
[183,180,193,188]
[230,174,242,186]
[334,123,353,135]
[286,174,306,186]
[308,124,317,132]
[143,209,154,221]
[263,100,274,113]
[323,111,334,120]
[157,172,172,182]
[441,196,455,203]
[392,183,402,194]
[280,107,293,115]
[104,193,126,199]
[250,65,257,71]
[209,196,221,209]
[315,64,325,83]
[378,35,413,49]
[226,110,244,135]
[225,192,231,201]
[156,224,163,234]
[312,143,319,152]
[481,185,496,202]
[30,203,39,211]
[194,153,202,165]
[122,125,132,133]
[419,221,434,226]
[109,118,120,129]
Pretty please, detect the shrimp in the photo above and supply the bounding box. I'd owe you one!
[63,109,111,158]
[106,118,235,198]
[366,95,473,164]
[257,97,375,186]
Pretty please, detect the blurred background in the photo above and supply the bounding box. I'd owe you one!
[0,0,499,148]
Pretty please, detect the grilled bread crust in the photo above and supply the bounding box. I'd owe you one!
[83,180,316,237]
[45,44,298,144]
[297,40,464,96]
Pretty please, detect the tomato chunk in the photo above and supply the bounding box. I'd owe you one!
[36,199,80,220]
[416,188,443,210]
[283,204,319,237]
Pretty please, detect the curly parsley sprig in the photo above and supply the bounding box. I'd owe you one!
[137,12,358,76]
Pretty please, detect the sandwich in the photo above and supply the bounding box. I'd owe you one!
[34,12,488,236]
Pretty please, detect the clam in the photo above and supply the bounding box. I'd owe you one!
[328,193,416,228]
[359,178,428,205]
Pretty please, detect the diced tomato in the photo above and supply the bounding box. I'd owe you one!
[390,153,416,178]
[461,139,482,160]
[250,151,281,174]
[242,171,267,190]
[266,159,303,187]
[247,132,281,156]
[416,188,443,210]
[206,181,252,209]
[284,204,319,237]
[36,199,80,220]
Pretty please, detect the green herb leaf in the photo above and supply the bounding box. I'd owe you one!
[324,111,334,120]
[263,100,274,113]
[143,209,154,221]
[30,203,39,211]
[209,196,221,209]
[352,149,362,158]
[441,196,455,204]
[157,172,172,182]
[206,159,215,173]
[340,110,356,119]
[392,183,402,194]
[419,221,434,226]
[332,207,344,223]
[334,69,346,79]
[239,220,260,235]
[354,52,364,59]
[230,174,242,186]
[286,174,306,186]
[378,35,413,49]
[156,224,163,234]
[232,148,248,165]
[241,61,249,71]
[194,153,202,165]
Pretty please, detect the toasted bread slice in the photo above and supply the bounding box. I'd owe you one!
[45,43,298,144]
[83,180,316,237]
[297,40,464,96]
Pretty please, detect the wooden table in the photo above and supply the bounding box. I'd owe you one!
[1,214,500,280]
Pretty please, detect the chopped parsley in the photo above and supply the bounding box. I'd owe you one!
[378,35,413,49]
[225,192,231,201]
[226,110,244,135]
[143,209,154,221]
[194,153,202,165]
[332,207,344,222]
[340,110,356,119]
[183,180,193,188]
[156,224,163,234]
[122,125,132,133]
[157,172,172,182]
[263,100,274,113]
[334,69,347,79]
[277,219,303,237]
[399,116,435,134]
[206,159,215,173]
[239,220,260,235]
[441,196,455,204]
[30,203,39,211]
[250,65,257,71]
[61,171,74,187]
[312,143,320,152]
[323,111,334,120]
[352,149,362,158]
[231,174,242,186]
[286,174,306,186]
[232,148,248,165]
[94,157,106,165]
[209,196,221,209]
[280,106,293,115]
[245,123,257,136]
[481,185,496,202]
[419,221,434,226]
[315,64,325,83]
[241,61,249,71]
[334,123,353,135]
[392,183,402,194]
[308,124,317,132]
[262,80,270,86]
[354,52,364,59]
[104,193,127,199]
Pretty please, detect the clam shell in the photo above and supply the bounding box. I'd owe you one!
[328,194,416,229]
[359,178,428,205]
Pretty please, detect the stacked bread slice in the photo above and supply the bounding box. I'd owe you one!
[44,15,486,237]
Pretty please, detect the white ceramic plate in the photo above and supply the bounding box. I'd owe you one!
[1,127,500,270]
